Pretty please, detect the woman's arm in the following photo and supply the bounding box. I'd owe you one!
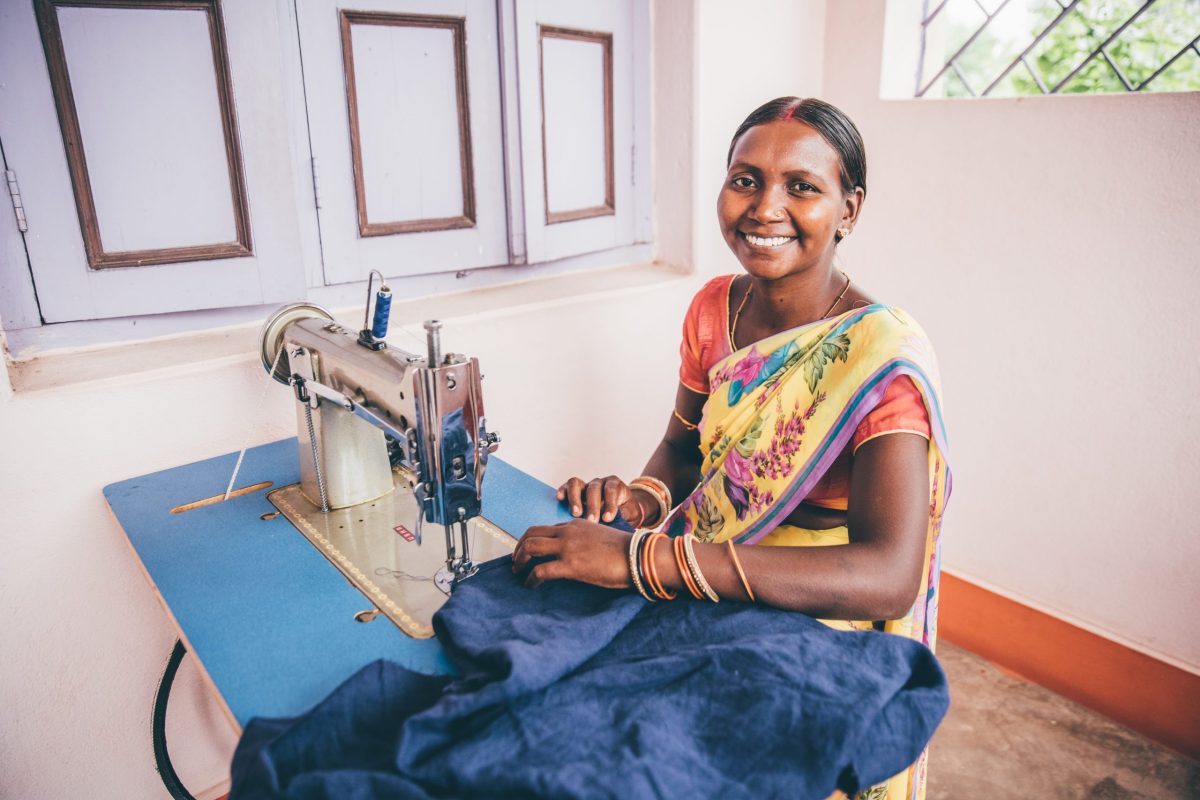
[521,431,930,621]
[681,431,930,619]
[558,383,706,525]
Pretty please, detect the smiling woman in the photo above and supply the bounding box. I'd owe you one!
[513,97,951,800]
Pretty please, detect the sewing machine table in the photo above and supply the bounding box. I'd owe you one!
[104,438,571,732]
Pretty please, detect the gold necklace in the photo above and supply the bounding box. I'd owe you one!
[729,279,753,347]
[730,270,851,348]
[823,270,852,319]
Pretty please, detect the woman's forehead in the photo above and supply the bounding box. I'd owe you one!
[729,121,841,176]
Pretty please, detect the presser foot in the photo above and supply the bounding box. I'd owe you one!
[433,559,480,596]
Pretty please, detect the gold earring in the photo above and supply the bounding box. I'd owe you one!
[836,226,851,240]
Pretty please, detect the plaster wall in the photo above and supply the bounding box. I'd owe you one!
[693,0,827,279]
[824,1,1200,669]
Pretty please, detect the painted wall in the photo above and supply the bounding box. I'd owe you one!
[692,0,827,279]
[823,1,1200,670]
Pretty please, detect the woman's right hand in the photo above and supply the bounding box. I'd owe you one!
[557,475,643,524]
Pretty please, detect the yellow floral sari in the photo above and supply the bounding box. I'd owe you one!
[663,304,950,800]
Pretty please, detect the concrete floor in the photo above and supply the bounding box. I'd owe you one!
[928,642,1200,799]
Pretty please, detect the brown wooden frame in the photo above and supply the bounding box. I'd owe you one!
[33,0,253,270]
[340,11,476,238]
[538,25,614,225]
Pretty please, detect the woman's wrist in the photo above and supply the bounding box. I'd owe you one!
[629,475,671,526]
[628,488,660,526]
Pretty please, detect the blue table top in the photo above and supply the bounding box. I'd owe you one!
[104,438,573,730]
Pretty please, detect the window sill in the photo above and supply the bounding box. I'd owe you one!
[4,257,690,394]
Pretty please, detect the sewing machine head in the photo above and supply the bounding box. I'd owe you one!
[259,282,500,588]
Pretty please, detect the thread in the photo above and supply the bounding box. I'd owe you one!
[370,288,392,339]
[223,344,285,501]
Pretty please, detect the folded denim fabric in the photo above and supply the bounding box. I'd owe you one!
[231,556,948,800]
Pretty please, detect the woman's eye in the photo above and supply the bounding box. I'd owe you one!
[731,176,756,189]
[790,181,817,193]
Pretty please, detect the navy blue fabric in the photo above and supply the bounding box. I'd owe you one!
[230,557,948,800]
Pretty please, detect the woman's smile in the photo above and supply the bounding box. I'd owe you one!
[741,232,797,249]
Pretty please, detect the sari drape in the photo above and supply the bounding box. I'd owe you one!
[663,304,951,800]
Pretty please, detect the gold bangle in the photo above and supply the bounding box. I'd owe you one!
[726,539,756,603]
[628,529,655,602]
[682,535,719,603]
[630,480,669,526]
[672,409,699,431]
[632,475,672,515]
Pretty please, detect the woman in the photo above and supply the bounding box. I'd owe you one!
[513,97,950,800]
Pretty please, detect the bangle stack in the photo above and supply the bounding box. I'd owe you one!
[629,530,676,601]
[628,532,757,605]
[629,475,672,526]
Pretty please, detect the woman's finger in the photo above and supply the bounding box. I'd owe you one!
[601,476,628,522]
[556,478,576,502]
[584,479,604,522]
[512,535,563,572]
[512,524,565,570]
[523,559,568,589]
[561,477,585,516]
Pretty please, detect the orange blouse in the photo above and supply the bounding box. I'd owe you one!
[678,275,930,510]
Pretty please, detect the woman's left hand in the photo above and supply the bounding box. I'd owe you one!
[512,520,633,590]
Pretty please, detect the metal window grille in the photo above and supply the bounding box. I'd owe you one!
[916,0,1200,98]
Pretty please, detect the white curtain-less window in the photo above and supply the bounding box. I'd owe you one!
[0,0,651,327]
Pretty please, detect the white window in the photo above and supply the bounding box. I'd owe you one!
[0,0,652,330]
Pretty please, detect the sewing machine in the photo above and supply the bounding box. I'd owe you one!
[256,277,514,637]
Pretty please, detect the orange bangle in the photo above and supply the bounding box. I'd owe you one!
[726,539,756,603]
[641,534,660,598]
[644,533,676,600]
[643,532,662,599]
[674,535,703,599]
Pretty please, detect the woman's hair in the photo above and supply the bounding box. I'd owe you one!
[726,97,867,197]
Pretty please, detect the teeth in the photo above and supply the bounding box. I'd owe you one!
[745,234,793,247]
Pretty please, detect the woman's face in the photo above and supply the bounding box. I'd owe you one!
[717,120,862,283]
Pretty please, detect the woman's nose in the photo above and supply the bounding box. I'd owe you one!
[750,186,787,222]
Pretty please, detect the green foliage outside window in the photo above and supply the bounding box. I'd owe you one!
[935,0,1199,97]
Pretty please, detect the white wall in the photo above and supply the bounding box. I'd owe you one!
[692,0,827,279]
[824,1,1200,670]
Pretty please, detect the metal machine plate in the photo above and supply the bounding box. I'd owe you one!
[268,470,516,639]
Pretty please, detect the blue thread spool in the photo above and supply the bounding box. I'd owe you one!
[370,288,392,340]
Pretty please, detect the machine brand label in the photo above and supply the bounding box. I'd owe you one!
[393,524,416,542]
